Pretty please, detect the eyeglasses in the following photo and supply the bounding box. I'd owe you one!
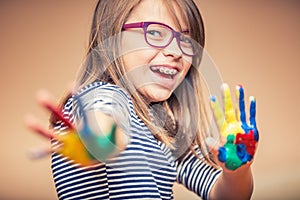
[122,21,196,56]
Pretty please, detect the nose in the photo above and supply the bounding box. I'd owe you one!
[162,37,182,59]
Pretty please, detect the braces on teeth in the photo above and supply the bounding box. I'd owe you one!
[157,67,177,75]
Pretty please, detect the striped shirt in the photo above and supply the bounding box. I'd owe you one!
[51,82,221,200]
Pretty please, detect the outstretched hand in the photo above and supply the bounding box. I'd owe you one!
[209,83,259,170]
[25,90,117,166]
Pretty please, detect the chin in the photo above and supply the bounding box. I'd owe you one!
[149,93,171,102]
[140,85,173,103]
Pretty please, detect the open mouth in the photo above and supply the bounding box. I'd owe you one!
[150,65,179,79]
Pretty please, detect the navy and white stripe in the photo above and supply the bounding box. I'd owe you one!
[51,82,221,200]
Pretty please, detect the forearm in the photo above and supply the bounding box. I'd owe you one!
[209,164,254,200]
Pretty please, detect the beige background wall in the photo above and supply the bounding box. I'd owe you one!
[0,1,299,199]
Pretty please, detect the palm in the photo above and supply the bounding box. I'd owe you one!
[26,94,98,166]
[210,84,259,170]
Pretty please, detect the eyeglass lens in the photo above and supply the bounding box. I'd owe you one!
[145,23,194,56]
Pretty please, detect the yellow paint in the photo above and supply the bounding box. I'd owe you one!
[211,84,244,137]
[55,130,95,166]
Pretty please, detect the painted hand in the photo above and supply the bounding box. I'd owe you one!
[210,84,259,170]
[26,90,117,166]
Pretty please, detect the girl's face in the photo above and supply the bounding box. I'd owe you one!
[121,0,193,103]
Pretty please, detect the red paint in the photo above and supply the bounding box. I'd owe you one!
[236,130,257,156]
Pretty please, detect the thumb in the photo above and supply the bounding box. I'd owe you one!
[205,137,219,157]
[205,137,227,168]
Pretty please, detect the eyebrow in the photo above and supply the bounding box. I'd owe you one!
[181,29,190,35]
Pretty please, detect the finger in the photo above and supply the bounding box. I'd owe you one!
[28,147,53,160]
[210,95,227,134]
[24,114,55,139]
[36,90,74,129]
[222,83,237,123]
[28,144,62,159]
[236,85,251,133]
[249,96,259,141]
[249,96,256,128]
[236,85,246,124]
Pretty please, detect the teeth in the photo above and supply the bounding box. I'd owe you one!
[151,66,178,75]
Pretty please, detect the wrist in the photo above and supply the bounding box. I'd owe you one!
[222,162,253,180]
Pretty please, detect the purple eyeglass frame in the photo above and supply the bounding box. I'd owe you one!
[122,21,194,56]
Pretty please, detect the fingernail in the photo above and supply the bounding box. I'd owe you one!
[250,96,255,102]
[221,83,229,90]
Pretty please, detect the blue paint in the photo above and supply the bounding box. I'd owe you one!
[210,95,216,102]
[239,87,259,141]
[213,85,259,170]
[250,99,259,141]
[239,87,252,133]
[239,87,247,126]
[249,99,256,128]
[236,143,252,163]
[218,134,244,170]
[218,147,227,162]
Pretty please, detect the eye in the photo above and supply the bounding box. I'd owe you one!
[180,35,193,47]
[146,30,163,38]
[180,35,192,44]
[146,25,168,40]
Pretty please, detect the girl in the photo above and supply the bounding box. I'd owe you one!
[28,0,258,199]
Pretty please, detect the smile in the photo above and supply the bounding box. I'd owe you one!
[150,65,179,79]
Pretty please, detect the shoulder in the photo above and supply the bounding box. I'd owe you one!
[77,82,130,101]
[75,82,132,111]
[74,82,133,132]
[75,82,132,113]
[54,82,132,131]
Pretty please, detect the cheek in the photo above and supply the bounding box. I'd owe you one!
[182,58,193,75]
[121,32,155,72]
[122,53,136,73]
[122,50,157,72]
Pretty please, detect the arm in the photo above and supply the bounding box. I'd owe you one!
[27,84,130,165]
[176,146,222,200]
[210,164,253,199]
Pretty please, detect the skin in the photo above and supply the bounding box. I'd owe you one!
[121,0,193,103]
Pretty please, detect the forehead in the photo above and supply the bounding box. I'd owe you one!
[126,0,188,30]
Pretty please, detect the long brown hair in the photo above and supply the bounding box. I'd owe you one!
[52,0,214,163]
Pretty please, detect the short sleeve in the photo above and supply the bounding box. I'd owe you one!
[73,82,132,134]
[176,146,222,200]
